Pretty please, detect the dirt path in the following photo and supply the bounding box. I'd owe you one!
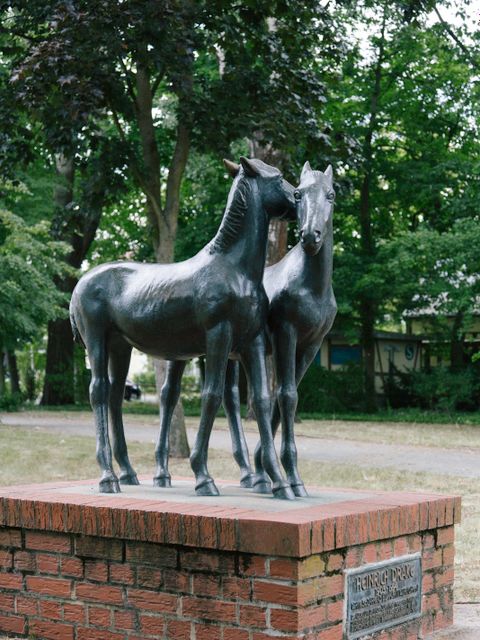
[2,410,480,478]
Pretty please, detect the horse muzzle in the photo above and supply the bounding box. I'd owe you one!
[300,229,322,256]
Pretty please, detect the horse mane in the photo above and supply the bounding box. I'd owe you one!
[208,174,252,254]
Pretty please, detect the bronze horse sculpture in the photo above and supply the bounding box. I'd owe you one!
[159,161,337,496]
[70,157,298,499]
[249,162,337,495]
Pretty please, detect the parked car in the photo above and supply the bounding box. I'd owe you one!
[124,380,141,401]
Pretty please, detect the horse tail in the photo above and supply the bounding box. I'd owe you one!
[69,302,86,350]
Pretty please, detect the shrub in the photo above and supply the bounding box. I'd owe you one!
[133,369,156,389]
[0,392,24,411]
[385,366,480,412]
[297,363,366,413]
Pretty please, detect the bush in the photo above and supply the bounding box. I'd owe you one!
[0,392,24,411]
[133,369,156,389]
[385,366,480,412]
[297,364,366,413]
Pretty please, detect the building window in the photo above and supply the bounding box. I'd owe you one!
[330,345,362,366]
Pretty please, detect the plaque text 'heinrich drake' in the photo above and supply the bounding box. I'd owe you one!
[345,554,422,639]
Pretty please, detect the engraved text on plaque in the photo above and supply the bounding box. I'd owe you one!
[345,553,422,639]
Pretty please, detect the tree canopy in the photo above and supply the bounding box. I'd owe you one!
[0,0,479,411]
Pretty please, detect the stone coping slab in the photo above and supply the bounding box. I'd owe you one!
[0,478,461,558]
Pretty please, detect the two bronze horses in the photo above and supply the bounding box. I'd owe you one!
[70,157,336,500]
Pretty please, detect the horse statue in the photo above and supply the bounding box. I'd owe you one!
[158,161,336,496]
[70,157,298,499]
[250,161,337,496]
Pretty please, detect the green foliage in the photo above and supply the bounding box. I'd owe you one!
[385,366,480,412]
[0,209,72,350]
[132,369,156,390]
[90,187,155,265]
[378,219,480,339]
[175,152,233,261]
[5,0,335,162]
[297,408,480,426]
[0,159,55,225]
[0,392,24,411]
[328,2,480,336]
[0,0,479,412]
[297,364,366,413]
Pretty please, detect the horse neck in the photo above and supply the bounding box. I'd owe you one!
[210,176,269,282]
[302,215,333,297]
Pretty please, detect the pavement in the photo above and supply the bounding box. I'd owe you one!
[1,410,480,638]
[426,604,480,639]
[55,478,376,511]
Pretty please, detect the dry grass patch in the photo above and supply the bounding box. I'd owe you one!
[239,417,480,451]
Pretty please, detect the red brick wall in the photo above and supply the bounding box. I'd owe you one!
[0,524,454,640]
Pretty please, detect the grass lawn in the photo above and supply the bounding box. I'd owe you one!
[35,401,480,425]
[0,423,478,604]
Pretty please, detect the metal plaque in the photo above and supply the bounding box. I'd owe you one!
[344,553,422,639]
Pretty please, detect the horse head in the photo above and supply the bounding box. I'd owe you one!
[295,162,335,256]
[223,157,297,221]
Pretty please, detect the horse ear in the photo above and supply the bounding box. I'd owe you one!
[239,156,259,177]
[301,161,312,182]
[324,164,333,185]
[223,159,240,178]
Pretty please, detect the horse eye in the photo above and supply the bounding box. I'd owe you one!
[327,191,335,201]
[294,190,302,201]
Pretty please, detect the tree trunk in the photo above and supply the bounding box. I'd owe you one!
[450,312,465,371]
[360,301,377,412]
[7,351,21,395]
[0,350,6,397]
[357,10,387,412]
[41,151,107,406]
[25,347,36,402]
[42,318,75,405]
[153,358,190,457]
[41,154,75,406]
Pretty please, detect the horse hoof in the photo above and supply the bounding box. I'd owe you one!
[195,479,220,496]
[99,478,121,494]
[291,483,308,498]
[252,480,272,495]
[272,484,296,500]
[153,476,172,488]
[240,472,255,489]
[119,473,140,486]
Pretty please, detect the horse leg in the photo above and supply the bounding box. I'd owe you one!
[241,334,294,500]
[252,396,280,494]
[190,323,232,496]
[252,341,320,495]
[295,345,319,387]
[272,324,307,497]
[281,343,320,494]
[108,336,138,486]
[153,360,187,487]
[223,360,254,488]
[85,332,120,493]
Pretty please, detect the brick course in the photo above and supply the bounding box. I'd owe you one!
[0,482,460,639]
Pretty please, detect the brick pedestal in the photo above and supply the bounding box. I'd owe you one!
[0,479,460,639]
